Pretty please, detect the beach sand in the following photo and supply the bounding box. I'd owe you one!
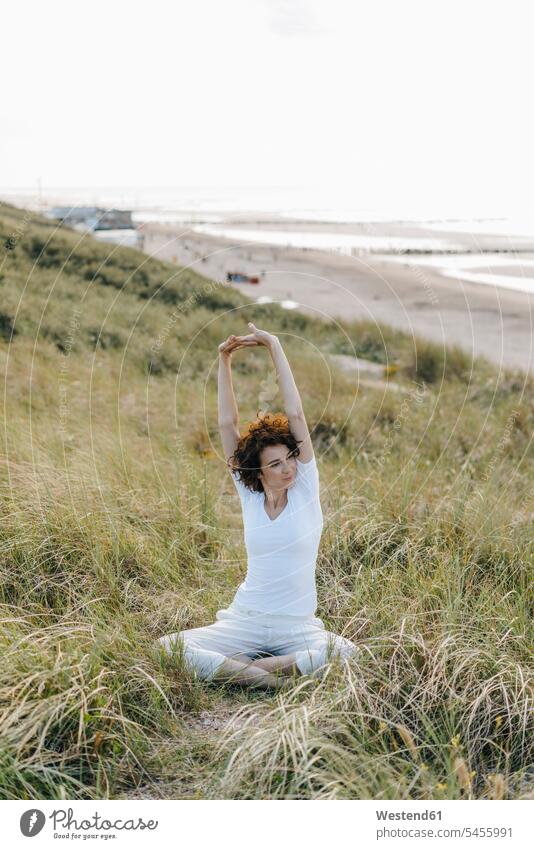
[141,222,534,375]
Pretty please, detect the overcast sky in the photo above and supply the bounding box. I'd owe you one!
[1,0,533,214]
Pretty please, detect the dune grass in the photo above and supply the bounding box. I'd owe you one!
[0,202,532,799]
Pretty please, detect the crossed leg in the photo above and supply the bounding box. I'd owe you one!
[159,613,357,689]
[231,652,299,677]
[158,618,289,688]
[211,656,292,689]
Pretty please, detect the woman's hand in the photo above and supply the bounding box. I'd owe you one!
[237,322,278,349]
[218,333,260,359]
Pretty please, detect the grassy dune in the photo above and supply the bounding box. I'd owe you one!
[0,202,533,800]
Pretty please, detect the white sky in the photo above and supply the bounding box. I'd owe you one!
[1,0,533,214]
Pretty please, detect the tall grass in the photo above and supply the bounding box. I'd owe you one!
[0,202,532,799]
[211,509,533,799]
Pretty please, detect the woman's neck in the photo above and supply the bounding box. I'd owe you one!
[264,488,287,509]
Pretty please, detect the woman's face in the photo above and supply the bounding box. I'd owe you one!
[258,444,298,493]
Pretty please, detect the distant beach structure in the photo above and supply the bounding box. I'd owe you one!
[49,206,134,231]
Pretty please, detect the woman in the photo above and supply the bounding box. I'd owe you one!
[159,322,358,689]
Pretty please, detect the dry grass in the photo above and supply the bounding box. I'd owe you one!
[0,202,532,799]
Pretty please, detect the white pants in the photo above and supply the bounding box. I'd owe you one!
[158,602,359,681]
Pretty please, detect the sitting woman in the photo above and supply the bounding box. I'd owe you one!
[159,322,359,689]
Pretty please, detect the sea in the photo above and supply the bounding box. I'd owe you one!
[2,186,534,295]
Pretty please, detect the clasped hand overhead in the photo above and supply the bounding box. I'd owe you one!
[218,322,278,357]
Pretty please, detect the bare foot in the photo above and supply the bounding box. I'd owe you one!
[211,658,287,690]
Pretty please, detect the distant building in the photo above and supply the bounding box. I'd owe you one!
[50,206,134,230]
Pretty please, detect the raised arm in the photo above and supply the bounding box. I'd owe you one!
[245,322,315,464]
[217,334,257,463]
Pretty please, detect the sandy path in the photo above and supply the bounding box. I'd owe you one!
[141,224,534,375]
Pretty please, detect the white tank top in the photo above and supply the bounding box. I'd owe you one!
[229,455,324,616]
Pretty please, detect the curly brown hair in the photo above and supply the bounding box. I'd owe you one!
[227,411,303,494]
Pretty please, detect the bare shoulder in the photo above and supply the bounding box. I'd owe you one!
[297,451,316,466]
[287,410,314,463]
[219,422,240,465]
